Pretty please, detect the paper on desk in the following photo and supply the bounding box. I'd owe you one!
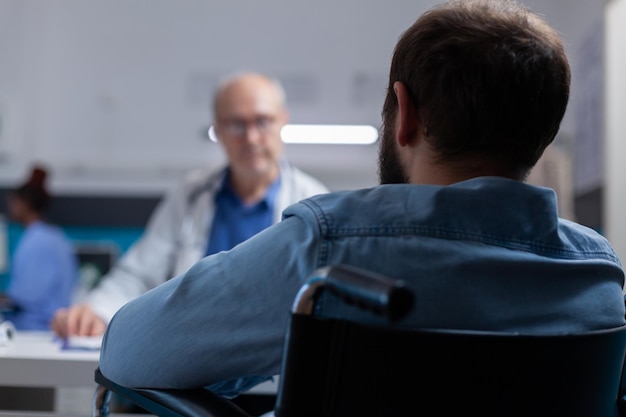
[61,335,103,351]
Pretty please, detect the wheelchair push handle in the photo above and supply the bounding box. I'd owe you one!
[292,264,415,322]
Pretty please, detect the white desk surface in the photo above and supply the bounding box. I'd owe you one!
[0,331,278,394]
[0,331,99,388]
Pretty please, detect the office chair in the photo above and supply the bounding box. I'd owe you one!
[93,264,626,417]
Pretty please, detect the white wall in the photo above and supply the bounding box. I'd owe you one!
[0,0,609,194]
[605,0,626,263]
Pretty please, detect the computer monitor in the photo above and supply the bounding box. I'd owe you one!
[73,243,119,302]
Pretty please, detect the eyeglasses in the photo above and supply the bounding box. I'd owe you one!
[217,116,277,138]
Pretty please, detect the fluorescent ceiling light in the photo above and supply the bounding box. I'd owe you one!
[207,124,379,145]
[281,124,379,144]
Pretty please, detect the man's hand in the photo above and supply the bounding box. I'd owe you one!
[50,304,107,338]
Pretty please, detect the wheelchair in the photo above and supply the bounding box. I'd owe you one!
[93,264,626,417]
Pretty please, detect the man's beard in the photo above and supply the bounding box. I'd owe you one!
[377,116,410,185]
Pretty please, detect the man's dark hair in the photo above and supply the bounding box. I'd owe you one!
[382,0,571,178]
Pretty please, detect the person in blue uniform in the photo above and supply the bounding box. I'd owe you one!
[0,166,80,330]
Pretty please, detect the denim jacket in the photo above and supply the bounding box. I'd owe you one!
[100,176,625,394]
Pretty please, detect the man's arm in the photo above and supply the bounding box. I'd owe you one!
[99,212,321,391]
[52,181,191,337]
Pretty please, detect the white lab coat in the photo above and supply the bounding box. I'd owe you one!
[86,162,329,322]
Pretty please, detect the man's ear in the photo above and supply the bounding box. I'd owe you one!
[393,81,419,147]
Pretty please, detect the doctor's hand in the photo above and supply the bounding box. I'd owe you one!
[50,304,107,338]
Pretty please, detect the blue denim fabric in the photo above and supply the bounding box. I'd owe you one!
[205,375,272,399]
[100,177,625,395]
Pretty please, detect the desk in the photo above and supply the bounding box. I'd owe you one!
[0,331,99,388]
[0,331,278,392]
[0,331,278,416]
[0,331,100,416]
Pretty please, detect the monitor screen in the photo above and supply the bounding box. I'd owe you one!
[73,243,119,301]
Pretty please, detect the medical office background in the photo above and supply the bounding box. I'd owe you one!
[0,0,625,292]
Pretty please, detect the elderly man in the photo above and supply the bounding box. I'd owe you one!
[51,73,329,337]
[99,0,624,401]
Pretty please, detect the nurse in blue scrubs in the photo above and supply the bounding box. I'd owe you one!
[0,165,79,330]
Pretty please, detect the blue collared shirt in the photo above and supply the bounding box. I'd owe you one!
[205,170,281,257]
[100,177,625,395]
